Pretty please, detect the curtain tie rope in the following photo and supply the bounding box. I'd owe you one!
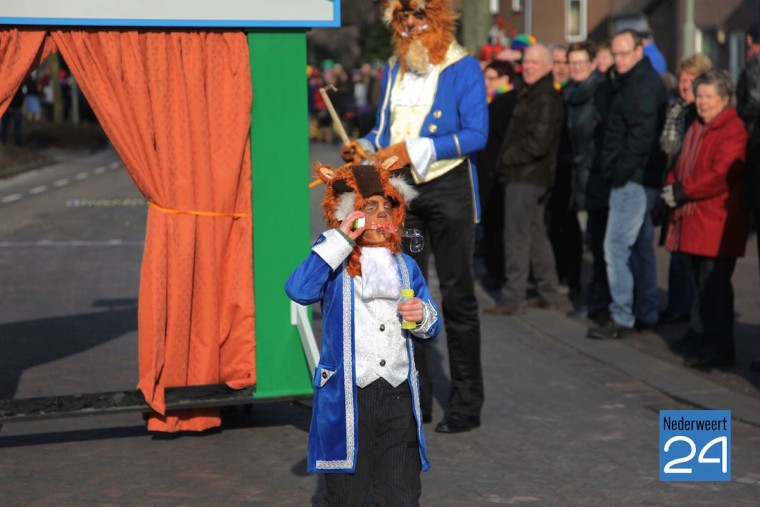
[149,201,246,219]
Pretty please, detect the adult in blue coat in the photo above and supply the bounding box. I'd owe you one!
[341,0,488,435]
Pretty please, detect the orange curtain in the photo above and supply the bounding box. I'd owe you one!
[51,30,255,432]
[0,29,47,116]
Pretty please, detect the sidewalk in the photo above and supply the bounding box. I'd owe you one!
[474,229,760,426]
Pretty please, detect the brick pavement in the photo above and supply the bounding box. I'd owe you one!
[3,299,760,505]
[2,144,760,505]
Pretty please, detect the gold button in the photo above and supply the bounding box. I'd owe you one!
[428,124,437,133]
[433,110,442,118]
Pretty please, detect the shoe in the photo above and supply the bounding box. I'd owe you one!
[634,320,658,333]
[542,298,574,313]
[683,348,735,368]
[434,415,481,434]
[669,329,703,354]
[422,414,432,424]
[586,320,634,340]
[567,306,588,319]
[526,297,573,313]
[658,310,690,324]
[587,308,611,325]
[484,301,525,316]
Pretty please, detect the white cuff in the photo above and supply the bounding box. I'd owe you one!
[411,301,438,338]
[312,229,354,271]
[406,138,436,180]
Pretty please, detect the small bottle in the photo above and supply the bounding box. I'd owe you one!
[400,288,417,330]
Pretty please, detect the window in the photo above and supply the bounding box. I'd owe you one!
[566,0,587,42]
[512,0,523,13]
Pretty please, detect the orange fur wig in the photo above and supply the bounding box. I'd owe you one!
[381,0,458,71]
[316,162,418,277]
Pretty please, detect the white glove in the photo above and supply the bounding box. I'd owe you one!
[661,184,677,208]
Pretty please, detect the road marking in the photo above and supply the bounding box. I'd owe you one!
[75,172,89,180]
[94,166,106,175]
[1,194,22,203]
[110,162,121,169]
[29,186,48,195]
[53,178,70,187]
[0,240,145,247]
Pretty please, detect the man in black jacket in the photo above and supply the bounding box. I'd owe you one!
[486,43,567,315]
[587,29,668,340]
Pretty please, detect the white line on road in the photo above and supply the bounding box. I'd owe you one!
[0,240,145,248]
[1,194,22,203]
[53,178,70,187]
[29,186,48,195]
[109,162,121,169]
[75,172,89,180]
[93,166,106,175]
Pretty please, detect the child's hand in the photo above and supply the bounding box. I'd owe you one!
[398,297,423,325]
[339,210,366,241]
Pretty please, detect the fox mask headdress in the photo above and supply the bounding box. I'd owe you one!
[315,162,418,276]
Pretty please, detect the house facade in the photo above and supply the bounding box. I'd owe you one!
[495,0,759,78]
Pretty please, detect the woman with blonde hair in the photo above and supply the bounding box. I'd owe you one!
[657,53,713,328]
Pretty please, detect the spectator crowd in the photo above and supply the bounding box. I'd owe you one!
[307,19,760,372]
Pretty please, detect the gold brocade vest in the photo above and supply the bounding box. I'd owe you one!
[389,45,467,184]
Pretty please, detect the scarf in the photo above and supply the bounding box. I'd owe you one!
[660,99,688,157]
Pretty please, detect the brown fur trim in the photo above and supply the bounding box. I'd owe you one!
[320,164,409,277]
[384,0,457,70]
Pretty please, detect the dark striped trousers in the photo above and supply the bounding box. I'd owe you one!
[324,378,421,506]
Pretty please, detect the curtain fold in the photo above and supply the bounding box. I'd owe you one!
[0,29,47,116]
[51,30,255,432]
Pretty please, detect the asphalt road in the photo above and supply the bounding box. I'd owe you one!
[1,145,760,505]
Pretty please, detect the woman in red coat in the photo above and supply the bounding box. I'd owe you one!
[661,69,750,368]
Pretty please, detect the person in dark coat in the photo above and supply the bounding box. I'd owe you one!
[587,29,668,340]
[662,70,749,368]
[485,43,568,315]
[477,60,518,294]
[559,40,610,320]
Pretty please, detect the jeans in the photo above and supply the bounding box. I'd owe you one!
[604,181,659,328]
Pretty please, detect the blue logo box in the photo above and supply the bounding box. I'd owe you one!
[659,410,731,481]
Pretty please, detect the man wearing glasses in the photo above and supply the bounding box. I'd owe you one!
[587,29,668,340]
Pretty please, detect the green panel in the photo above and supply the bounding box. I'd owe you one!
[249,31,314,398]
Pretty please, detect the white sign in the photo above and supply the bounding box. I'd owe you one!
[0,0,340,28]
